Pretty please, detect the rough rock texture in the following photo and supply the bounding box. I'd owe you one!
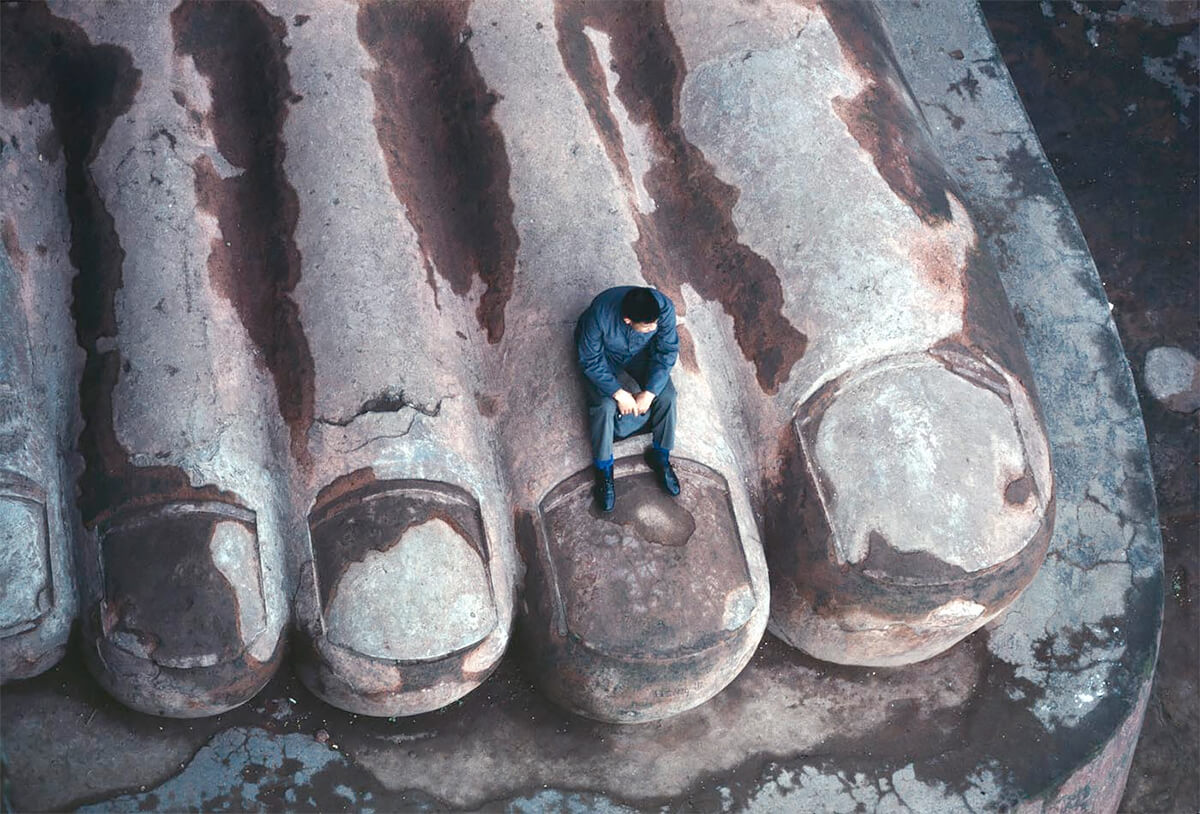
[0,0,1162,810]
[977,4,1197,810]
[0,0,291,714]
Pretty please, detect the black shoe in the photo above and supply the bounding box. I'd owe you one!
[595,468,616,512]
[645,449,681,496]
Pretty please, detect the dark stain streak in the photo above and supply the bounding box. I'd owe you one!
[474,391,499,417]
[357,0,519,343]
[35,127,60,161]
[821,0,955,226]
[153,127,177,149]
[948,67,981,101]
[862,529,973,585]
[928,100,966,131]
[293,14,309,28]
[172,0,316,468]
[0,1,240,527]
[555,0,806,393]
[676,323,699,373]
[1,217,25,275]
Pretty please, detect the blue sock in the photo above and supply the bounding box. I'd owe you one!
[651,443,670,464]
[595,457,614,473]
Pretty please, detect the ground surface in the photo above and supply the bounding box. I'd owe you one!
[981,2,1199,812]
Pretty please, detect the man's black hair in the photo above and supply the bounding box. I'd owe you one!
[620,287,661,324]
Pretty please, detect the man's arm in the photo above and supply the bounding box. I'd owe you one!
[576,312,624,397]
[642,295,679,396]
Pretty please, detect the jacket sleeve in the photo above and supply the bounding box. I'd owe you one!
[643,296,679,395]
[577,311,624,397]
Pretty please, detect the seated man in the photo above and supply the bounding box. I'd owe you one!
[575,286,681,511]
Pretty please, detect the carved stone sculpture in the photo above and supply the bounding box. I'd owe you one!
[1,0,1052,721]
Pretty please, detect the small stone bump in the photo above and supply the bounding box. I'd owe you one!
[1143,346,1200,413]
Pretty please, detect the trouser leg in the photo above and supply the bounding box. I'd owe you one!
[587,395,617,465]
[646,377,677,452]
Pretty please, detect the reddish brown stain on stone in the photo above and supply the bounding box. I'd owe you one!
[357,0,519,343]
[676,322,699,374]
[555,1,806,393]
[474,391,500,417]
[1,217,26,275]
[821,1,955,227]
[172,0,316,469]
[553,4,635,197]
[311,466,378,514]
[907,224,969,301]
[0,1,243,526]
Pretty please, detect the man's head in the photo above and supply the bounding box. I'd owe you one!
[620,287,661,334]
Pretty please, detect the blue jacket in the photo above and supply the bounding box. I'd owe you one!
[576,287,679,397]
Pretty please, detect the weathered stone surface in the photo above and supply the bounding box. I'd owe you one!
[297,479,505,716]
[0,0,289,713]
[461,0,771,721]
[278,0,517,715]
[0,21,81,684]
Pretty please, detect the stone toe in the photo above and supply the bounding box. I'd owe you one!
[520,456,764,723]
[768,348,1055,666]
[86,500,280,717]
[295,479,503,717]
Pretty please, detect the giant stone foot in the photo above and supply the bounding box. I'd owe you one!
[0,0,1162,809]
[2,0,1051,715]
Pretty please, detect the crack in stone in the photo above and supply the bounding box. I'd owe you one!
[315,391,450,428]
[343,420,421,453]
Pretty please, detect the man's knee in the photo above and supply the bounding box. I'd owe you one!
[655,379,677,406]
[591,397,617,419]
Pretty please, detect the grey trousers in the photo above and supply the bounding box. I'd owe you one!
[584,363,676,465]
